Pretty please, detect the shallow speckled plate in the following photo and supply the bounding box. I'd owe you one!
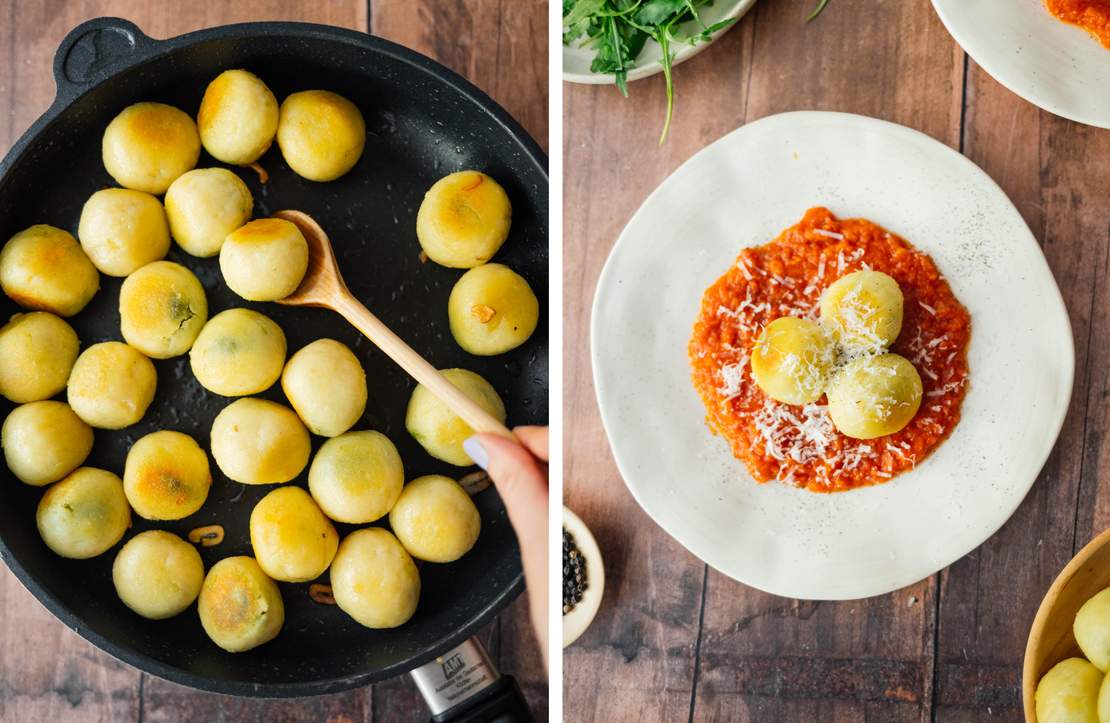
[932,0,1110,128]
[562,0,755,85]
[592,111,1073,600]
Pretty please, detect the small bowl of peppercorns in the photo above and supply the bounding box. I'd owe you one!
[562,506,604,648]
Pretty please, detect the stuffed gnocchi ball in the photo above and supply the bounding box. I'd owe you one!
[276,90,365,181]
[751,317,834,406]
[219,218,308,301]
[102,102,200,194]
[164,168,253,257]
[119,261,208,358]
[0,311,79,403]
[36,467,130,559]
[124,430,211,520]
[198,556,284,653]
[281,339,367,437]
[308,430,404,524]
[210,398,310,485]
[113,530,205,620]
[448,264,538,356]
[189,308,286,396]
[1035,657,1101,723]
[249,486,338,583]
[330,528,420,629]
[390,475,480,563]
[78,188,170,277]
[1075,588,1110,671]
[820,270,904,351]
[197,69,279,166]
[0,225,99,316]
[405,368,506,466]
[826,353,922,440]
[2,401,93,486]
[67,342,157,429]
[416,171,512,268]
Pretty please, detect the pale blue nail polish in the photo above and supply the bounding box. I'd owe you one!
[463,436,489,469]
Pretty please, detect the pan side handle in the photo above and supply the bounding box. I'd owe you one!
[51,17,154,104]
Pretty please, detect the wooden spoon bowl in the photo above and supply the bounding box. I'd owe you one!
[1023,526,1110,721]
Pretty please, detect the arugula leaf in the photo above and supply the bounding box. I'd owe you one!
[564,0,733,143]
[807,0,830,22]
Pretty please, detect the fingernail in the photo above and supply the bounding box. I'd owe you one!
[463,436,489,470]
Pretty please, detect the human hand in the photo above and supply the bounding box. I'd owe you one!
[463,427,549,669]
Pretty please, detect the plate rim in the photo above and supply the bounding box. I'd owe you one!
[590,109,1075,600]
[930,0,1110,130]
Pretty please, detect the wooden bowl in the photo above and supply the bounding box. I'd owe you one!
[1023,526,1110,721]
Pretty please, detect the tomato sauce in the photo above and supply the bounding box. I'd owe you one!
[1045,0,1110,49]
[688,208,971,493]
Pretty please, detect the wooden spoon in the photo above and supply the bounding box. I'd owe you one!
[274,209,515,441]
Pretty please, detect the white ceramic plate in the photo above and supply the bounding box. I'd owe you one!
[591,111,1074,600]
[932,0,1110,128]
[562,0,756,85]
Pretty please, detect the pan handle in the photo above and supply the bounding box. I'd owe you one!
[51,17,155,104]
[410,637,534,722]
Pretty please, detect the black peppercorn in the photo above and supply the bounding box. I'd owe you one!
[562,527,588,614]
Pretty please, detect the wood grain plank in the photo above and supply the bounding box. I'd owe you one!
[933,56,1110,721]
[372,0,548,151]
[562,13,759,723]
[694,5,961,719]
[561,2,983,722]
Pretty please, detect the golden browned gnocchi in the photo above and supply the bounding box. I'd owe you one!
[826,353,923,440]
[67,342,158,429]
[448,263,538,356]
[123,430,211,520]
[276,90,365,182]
[189,308,286,396]
[0,225,99,316]
[0,312,79,403]
[416,171,512,268]
[1035,657,1101,723]
[219,218,308,301]
[750,317,834,406]
[36,467,130,559]
[210,398,310,485]
[119,261,208,359]
[2,401,93,486]
[308,430,404,524]
[77,188,171,277]
[405,368,506,466]
[1075,588,1110,671]
[198,556,284,653]
[389,475,480,563]
[102,102,200,194]
[281,339,367,437]
[164,168,253,257]
[197,70,279,166]
[112,530,205,619]
[330,528,419,629]
[820,270,904,351]
[249,486,338,582]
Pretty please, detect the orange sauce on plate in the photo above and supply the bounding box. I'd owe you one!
[688,208,971,493]
[1045,0,1110,48]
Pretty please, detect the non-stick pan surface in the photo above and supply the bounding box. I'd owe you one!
[0,18,547,697]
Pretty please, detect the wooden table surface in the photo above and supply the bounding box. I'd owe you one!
[0,2,547,721]
[564,2,1110,721]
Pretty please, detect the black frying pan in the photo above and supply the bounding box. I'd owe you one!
[0,17,547,704]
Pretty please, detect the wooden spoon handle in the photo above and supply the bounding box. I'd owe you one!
[332,293,516,441]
